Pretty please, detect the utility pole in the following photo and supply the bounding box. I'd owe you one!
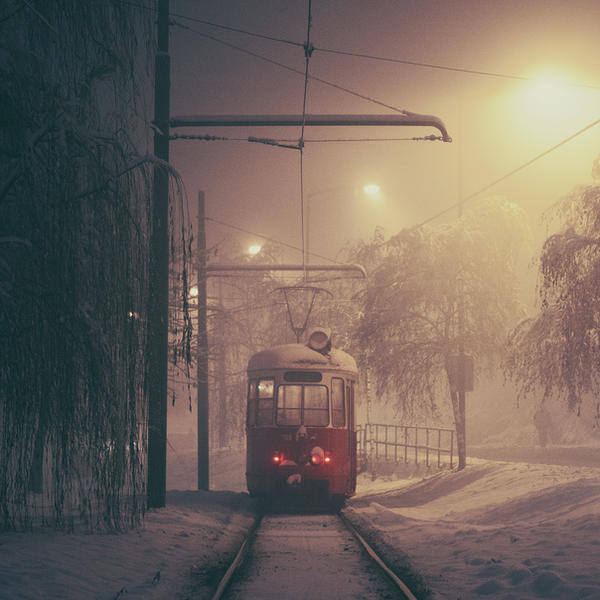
[456,107,467,470]
[147,0,170,508]
[197,191,209,491]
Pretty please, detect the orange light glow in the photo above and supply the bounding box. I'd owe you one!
[512,68,592,126]
[363,183,381,196]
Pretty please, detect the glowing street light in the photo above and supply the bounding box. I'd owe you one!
[248,244,262,256]
[363,183,381,196]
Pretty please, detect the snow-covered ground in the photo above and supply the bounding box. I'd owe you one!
[1,448,599,599]
[347,459,600,599]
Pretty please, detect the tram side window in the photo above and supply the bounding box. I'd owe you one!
[304,386,329,426]
[247,379,257,427]
[256,378,274,426]
[277,385,302,426]
[331,377,345,427]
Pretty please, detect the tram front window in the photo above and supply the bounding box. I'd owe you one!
[277,385,302,425]
[304,386,329,426]
[276,385,329,426]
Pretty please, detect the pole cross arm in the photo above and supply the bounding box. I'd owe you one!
[169,113,452,142]
[206,263,367,277]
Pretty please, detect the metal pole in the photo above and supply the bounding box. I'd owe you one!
[206,263,367,276]
[147,0,170,509]
[457,105,467,470]
[198,191,209,490]
[170,113,452,142]
[414,427,418,465]
[217,277,227,448]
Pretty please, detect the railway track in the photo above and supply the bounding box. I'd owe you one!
[211,510,419,600]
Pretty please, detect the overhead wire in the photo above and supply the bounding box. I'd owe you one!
[299,0,313,281]
[414,117,600,229]
[205,215,345,265]
[119,0,600,90]
[118,0,305,47]
[131,2,600,252]
[314,46,600,91]
[171,20,412,115]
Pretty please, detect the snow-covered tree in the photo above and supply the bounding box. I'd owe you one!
[351,199,528,468]
[506,164,600,414]
[0,2,190,530]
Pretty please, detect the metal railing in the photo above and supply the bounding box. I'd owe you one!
[357,423,456,469]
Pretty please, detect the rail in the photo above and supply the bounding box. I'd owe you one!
[357,423,456,469]
[211,511,419,600]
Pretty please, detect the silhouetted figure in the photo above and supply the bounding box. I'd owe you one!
[533,405,552,448]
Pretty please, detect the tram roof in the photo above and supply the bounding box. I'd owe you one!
[247,343,358,374]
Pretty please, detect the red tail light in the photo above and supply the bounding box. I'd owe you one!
[272,452,283,464]
[310,450,332,465]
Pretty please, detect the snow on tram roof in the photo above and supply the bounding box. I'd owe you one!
[247,343,357,373]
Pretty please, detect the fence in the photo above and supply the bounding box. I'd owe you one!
[357,423,456,469]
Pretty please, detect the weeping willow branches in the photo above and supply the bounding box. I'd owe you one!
[0,1,190,531]
[506,183,600,411]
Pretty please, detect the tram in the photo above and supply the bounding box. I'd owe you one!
[246,328,358,507]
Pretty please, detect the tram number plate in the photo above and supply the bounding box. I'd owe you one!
[280,433,292,441]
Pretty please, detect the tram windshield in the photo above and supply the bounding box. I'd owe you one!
[277,384,329,426]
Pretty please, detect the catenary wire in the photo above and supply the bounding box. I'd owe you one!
[415,117,600,229]
[172,21,411,115]
[299,1,313,281]
[118,0,305,47]
[205,216,345,265]
[124,4,600,245]
[314,46,600,90]
[117,0,600,90]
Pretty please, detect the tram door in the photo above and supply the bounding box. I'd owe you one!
[348,380,357,491]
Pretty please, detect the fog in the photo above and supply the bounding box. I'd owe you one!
[166,0,600,464]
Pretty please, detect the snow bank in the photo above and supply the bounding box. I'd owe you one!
[3,449,599,600]
[0,490,256,600]
[345,459,600,599]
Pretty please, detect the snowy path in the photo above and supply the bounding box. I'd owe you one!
[224,514,399,600]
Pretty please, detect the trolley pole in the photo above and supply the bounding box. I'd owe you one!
[147,0,170,508]
[198,191,209,491]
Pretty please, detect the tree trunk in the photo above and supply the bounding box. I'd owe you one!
[450,389,466,470]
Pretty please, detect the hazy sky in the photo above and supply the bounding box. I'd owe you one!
[167,0,600,263]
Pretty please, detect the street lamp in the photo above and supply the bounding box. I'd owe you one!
[248,244,262,256]
[363,184,381,196]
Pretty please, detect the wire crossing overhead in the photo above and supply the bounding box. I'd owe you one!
[169,113,452,143]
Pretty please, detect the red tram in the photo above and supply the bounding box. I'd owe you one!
[246,328,358,507]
